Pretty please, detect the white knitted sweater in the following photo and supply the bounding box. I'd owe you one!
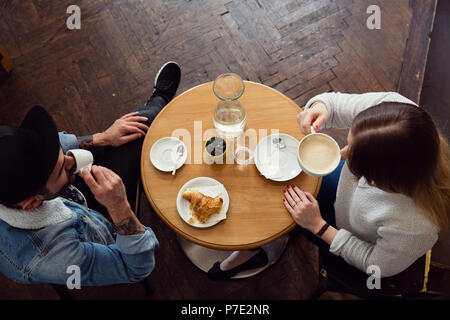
[304,92,439,277]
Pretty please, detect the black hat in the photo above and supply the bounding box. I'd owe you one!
[0,106,60,205]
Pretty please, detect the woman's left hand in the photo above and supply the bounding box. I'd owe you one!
[282,185,325,234]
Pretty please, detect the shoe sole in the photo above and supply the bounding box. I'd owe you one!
[154,60,181,86]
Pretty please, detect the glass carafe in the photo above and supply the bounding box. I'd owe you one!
[213,73,246,137]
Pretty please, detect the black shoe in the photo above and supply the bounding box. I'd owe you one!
[207,249,269,280]
[151,61,181,103]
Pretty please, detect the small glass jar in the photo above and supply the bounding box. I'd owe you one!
[234,146,253,165]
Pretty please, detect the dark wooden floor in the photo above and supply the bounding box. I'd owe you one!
[0,0,444,299]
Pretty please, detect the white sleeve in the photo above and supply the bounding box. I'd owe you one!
[329,225,437,278]
[304,92,418,130]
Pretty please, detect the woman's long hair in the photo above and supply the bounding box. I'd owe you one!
[347,102,450,234]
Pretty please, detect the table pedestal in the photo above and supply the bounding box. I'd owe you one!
[177,234,289,278]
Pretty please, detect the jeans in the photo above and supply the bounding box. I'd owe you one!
[73,95,167,220]
[298,160,345,250]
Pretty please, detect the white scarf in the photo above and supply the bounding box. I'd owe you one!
[0,197,73,230]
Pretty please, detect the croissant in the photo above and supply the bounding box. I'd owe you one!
[182,190,223,223]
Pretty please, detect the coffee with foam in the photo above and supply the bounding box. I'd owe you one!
[298,134,340,176]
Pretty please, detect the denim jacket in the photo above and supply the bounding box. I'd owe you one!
[0,132,159,285]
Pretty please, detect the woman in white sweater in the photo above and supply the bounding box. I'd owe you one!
[285,92,450,278]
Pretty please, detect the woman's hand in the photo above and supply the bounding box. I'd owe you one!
[296,101,328,134]
[282,185,325,234]
[94,112,149,147]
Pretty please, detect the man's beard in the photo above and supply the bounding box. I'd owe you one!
[43,173,77,201]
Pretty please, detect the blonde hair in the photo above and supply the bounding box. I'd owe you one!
[412,136,450,233]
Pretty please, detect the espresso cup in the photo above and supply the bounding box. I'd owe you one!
[297,132,341,177]
[67,149,94,174]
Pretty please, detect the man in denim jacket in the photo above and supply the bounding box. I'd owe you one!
[0,62,181,286]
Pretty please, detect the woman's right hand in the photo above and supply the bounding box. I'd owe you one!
[296,101,328,134]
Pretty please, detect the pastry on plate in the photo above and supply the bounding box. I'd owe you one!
[182,190,223,223]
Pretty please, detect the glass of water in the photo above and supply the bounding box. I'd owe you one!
[212,73,246,137]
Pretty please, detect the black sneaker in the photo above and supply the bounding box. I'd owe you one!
[151,61,181,103]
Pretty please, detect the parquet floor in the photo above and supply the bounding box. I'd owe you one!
[0,0,437,299]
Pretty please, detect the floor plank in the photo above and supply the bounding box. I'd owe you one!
[0,0,439,299]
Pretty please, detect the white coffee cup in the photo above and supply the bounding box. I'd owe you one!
[297,127,341,177]
[67,149,94,174]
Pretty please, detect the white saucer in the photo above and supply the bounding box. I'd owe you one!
[254,133,302,182]
[176,177,229,228]
[150,137,187,172]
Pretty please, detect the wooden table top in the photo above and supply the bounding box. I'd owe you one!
[140,81,321,250]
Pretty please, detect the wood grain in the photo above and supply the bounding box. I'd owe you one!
[398,0,438,103]
[141,81,321,250]
[0,0,438,299]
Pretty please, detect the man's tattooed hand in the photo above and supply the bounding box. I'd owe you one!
[77,135,95,149]
[114,216,146,235]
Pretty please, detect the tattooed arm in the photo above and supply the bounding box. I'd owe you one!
[77,134,105,149]
[114,215,145,235]
[80,165,145,235]
[76,112,149,149]
[109,200,145,236]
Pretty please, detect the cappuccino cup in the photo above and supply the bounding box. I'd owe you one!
[67,149,94,174]
[297,131,341,177]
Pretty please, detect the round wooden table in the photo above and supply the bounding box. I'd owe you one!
[141,81,321,276]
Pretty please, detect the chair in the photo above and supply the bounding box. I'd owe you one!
[134,176,154,296]
[309,248,446,300]
[134,175,143,220]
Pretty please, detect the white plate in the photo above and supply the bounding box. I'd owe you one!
[150,137,187,172]
[176,177,229,228]
[254,133,302,181]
